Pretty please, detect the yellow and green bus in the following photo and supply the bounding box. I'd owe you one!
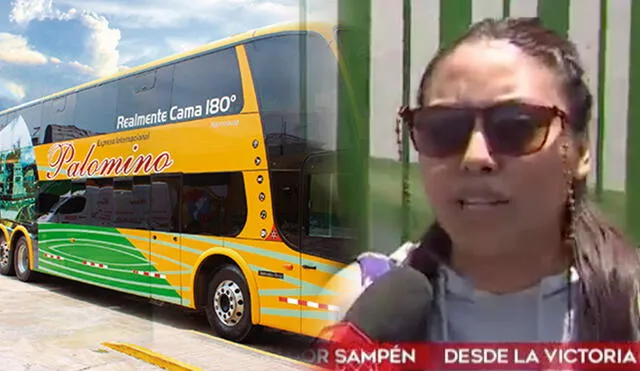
[0,21,355,342]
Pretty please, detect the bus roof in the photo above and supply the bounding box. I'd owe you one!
[0,21,335,116]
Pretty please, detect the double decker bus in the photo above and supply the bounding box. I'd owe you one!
[0,21,356,342]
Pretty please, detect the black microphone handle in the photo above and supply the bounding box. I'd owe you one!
[342,265,435,343]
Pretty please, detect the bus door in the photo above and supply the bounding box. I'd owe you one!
[299,152,356,335]
[149,174,184,304]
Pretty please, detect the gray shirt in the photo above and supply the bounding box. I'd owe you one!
[428,265,578,342]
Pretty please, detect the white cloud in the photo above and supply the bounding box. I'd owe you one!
[165,37,210,53]
[9,0,75,26]
[78,12,121,76]
[57,1,182,28]
[251,0,300,18]
[68,60,93,75]
[10,0,122,77]
[2,0,339,104]
[4,80,27,101]
[56,0,301,29]
[118,44,160,66]
[306,0,338,22]
[0,33,48,65]
[0,79,27,102]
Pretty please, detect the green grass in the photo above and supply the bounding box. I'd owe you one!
[368,157,631,254]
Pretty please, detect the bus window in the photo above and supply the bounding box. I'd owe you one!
[170,47,244,122]
[223,172,248,236]
[73,84,117,138]
[268,170,300,245]
[116,66,174,131]
[42,94,83,143]
[19,104,43,146]
[113,178,135,229]
[150,175,180,233]
[37,180,69,218]
[300,153,356,263]
[2,107,39,154]
[246,32,338,250]
[57,196,87,219]
[245,32,338,164]
[133,176,151,229]
[182,172,247,237]
[41,180,90,225]
[306,173,350,239]
[90,178,114,227]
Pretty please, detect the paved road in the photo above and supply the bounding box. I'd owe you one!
[0,273,314,370]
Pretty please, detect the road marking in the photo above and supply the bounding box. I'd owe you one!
[101,342,203,371]
[186,330,322,369]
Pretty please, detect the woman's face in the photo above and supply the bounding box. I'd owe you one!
[418,39,589,257]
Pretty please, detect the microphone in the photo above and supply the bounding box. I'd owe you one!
[327,265,434,344]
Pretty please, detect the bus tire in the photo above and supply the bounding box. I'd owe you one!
[205,264,254,342]
[14,236,36,282]
[0,233,14,276]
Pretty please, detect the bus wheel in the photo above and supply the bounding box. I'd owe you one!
[14,237,36,282]
[205,264,254,342]
[0,234,14,276]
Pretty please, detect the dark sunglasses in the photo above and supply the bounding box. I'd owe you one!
[401,101,568,158]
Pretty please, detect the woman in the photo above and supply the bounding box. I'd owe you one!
[335,17,640,342]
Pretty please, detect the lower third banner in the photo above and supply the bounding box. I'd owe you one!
[302,342,640,370]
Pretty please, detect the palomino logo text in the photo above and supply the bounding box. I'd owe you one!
[46,142,174,179]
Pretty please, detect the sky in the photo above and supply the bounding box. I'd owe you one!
[0,0,335,111]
